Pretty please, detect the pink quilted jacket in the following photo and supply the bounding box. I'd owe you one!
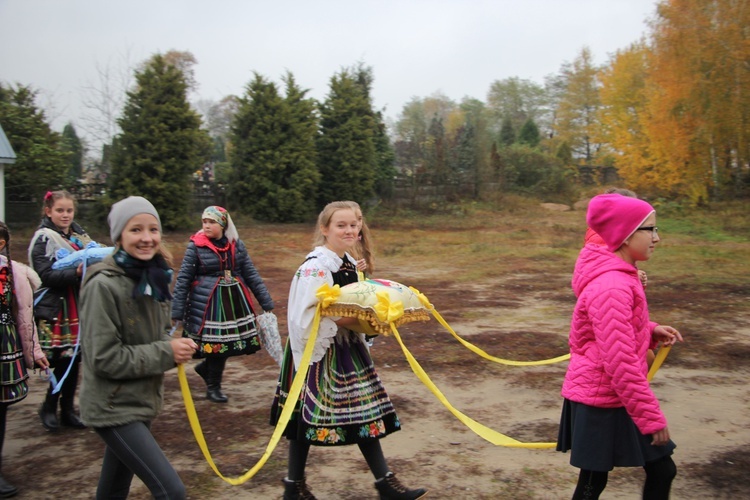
[561,244,667,435]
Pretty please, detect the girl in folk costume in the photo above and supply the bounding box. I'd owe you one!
[79,196,197,499]
[0,222,50,497]
[172,206,274,403]
[557,194,683,500]
[27,190,91,432]
[270,201,426,500]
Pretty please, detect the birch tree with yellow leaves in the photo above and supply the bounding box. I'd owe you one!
[598,0,750,202]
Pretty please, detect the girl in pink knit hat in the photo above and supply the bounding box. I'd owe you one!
[557,193,683,499]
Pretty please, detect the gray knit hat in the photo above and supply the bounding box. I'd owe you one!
[108,196,161,243]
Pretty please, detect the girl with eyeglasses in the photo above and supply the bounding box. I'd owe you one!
[558,193,683,499]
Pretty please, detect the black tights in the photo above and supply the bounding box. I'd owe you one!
[573,456,676,500]
[572,469,608,500]
[643,455,677,499]
[288,439,389,481]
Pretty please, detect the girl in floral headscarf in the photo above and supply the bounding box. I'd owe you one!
[172,206,274,403]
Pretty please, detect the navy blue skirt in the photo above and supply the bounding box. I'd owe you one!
[557,399,676,471]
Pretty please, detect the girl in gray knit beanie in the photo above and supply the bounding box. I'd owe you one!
[107,196,162,244]
[79,195,197,499]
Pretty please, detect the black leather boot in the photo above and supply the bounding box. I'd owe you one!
[206,385,228,403]
[194,360,208,384]
[205,357,228,403]
[59,361,86,429]
[282,477,316,500]
[374,472,427,500]
[39,391,59,432]
[0,474,18,498]
[59,410,86,429]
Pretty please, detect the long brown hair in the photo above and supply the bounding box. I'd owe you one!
[345,201,375,274]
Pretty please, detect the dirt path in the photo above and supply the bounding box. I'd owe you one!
[5,263,750,498]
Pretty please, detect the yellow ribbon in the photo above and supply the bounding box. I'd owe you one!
[315,283,341,309]
[647,345,671,382]
[177,304,322,485]
[411,285,571,366]
[181,281,673,479]
[373,290,404,324]
[389,321,557,449]
[409,286,434,310]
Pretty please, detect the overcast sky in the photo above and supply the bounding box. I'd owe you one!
[0,0,658,140]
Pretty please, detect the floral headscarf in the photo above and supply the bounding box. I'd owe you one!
[201,205,239,242]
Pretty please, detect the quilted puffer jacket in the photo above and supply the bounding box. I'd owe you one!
[561,244,666,435]
[171,234,273,336]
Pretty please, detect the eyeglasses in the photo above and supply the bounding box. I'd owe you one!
[636,226,658,236]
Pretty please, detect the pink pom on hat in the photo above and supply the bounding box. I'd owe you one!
[586,194,655,252]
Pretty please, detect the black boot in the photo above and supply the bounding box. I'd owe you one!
[206,385,228,403]
[194,360,208,383]
[59,360,86,429]
[374,472,427,500]
[205,357,228,403]
[39,390,59,432]
[59,410,86,429]
[0,474,17,498]
[282,477,316,500]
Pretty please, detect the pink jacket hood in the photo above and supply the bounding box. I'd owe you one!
[562,244,666,435]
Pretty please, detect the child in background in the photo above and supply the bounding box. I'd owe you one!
[79,196,197,499]
[172,206,274,403]
[346,201,375,277]
[27,190,90,431]
[0,222,50,497]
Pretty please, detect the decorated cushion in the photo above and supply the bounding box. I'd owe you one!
[319,278,431,335]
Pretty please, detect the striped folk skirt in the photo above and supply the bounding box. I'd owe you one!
[270,331,401,446]
[0,322,28,404]
[38,288,80,363]
[194,277,261,358]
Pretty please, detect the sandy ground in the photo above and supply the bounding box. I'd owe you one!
[4,265,750,499]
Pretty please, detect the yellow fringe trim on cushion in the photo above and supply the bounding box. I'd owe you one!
[320,305,431,336]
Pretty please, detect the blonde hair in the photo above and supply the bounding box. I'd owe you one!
[313,201,357,248]
[345,201,375,274]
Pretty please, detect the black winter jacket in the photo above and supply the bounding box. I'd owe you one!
[29,218,89,322]
[171,236,273,335]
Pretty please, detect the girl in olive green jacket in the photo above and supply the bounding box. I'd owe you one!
[79,197,197,500]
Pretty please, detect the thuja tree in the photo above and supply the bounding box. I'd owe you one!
[229,72,319,222]
[0,83,68,200]
[316,68,377,208]
[61,123,84,182]
[353,64,396,199]
[107,54,210,229]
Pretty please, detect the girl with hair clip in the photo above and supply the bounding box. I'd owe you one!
[270,201,426,500]
[79,196,197,500]
[0,221,50,497]
[28,190,92,432]
[171,205,274,403]
[557,193,683,500]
